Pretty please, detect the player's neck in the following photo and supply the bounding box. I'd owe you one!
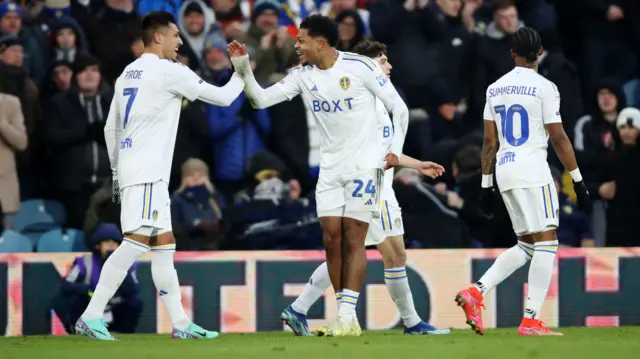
[514,62,538,72]
[316,48,339,70]
[143,47,165,60]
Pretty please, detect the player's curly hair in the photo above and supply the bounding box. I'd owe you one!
[512,27,542,62]
[352,40,387,59]
[300,15,339,47]
[141,11,177,46]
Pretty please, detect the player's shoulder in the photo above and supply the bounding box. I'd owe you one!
[340,51,379,74]
[287,64,313,77]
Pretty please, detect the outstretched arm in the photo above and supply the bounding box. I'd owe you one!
[481,119,498,185]
[398,154,445,179]
[165,62,244,107]
[228,41,300,109]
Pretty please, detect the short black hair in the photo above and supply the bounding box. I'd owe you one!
[492,0,516,14]
[511,27,542,62]
[352,40,387,59]
[299,15,339,47]
[141,11,177,47]
[453,145,481,174]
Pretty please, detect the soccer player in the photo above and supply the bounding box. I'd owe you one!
[228,15,410,336]
[74,11,246,340]
[455,27,591,336]
[279,40,449,336]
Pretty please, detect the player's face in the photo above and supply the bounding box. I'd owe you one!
[161,22,183,61]
[374,54,392,79]
[619,125,639,145]
[295,28,321,66]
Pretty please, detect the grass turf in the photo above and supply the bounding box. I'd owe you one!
[3,327,640,359]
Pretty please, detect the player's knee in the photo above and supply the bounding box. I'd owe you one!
[383,247,406,268]
[322,231,342,250]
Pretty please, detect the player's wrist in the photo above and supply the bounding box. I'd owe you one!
[569,168,583,182]
[481,174,493,188]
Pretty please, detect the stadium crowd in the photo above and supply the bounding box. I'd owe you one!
[0,0,639,252]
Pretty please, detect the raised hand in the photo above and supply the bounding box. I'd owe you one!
[417,161,445,179]
[227,40,248,57]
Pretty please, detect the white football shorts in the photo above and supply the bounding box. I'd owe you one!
[365,199,404,246]
[501,182,559,236]
[120,181,172,236]
[316,168,383,215]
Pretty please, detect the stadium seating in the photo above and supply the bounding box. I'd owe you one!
[14,199,67,232]
[0,230,33,253]
[36,228,85,253]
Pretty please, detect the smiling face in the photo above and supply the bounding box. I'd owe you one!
[158,22,183,61]
[295,28,330,66]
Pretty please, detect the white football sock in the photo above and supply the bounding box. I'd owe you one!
[338,289,358,316]
[384,266,422,328]
[151,244,190,329]
[474,241,533,296]
[291,262,331,315]
[82,239,148,320]
[524,240,558,319]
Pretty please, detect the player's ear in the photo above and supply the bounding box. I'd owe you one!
[154,31,162,44]
[538,47,544,56]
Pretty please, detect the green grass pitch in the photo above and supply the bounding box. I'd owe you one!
[3,328,640,359]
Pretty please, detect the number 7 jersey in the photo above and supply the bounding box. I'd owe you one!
[106,53,208,188]
[483,67,562,192]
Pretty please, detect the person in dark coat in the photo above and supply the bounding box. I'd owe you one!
[52,223,143,334]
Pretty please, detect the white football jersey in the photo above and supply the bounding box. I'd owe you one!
[483,67,562,192]
[274,51,397,175]
[106,53,208,187]
[376,98,398,205]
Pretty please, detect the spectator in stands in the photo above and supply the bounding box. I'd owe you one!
[393,168,473,248]
[79,0,140,85]
[52,223,143,334]
[0,93,28,230]
[469,0,523,123]
[604,108,640,247]
[171,158,227,251]
[42,60,73,99]
[48,16,88,63]
[574,77,625,246]
[319,0,370,33]
[334,9,366,52]
[538,28,584,141]
[177,0,220,70]
[557,0,637,98]
[199,34,271,201]
[0,35,41,200]
[226,150,320,250]
[209,0,246,39]
[84,177,121,246]
[551,166,594,247]
[0,1,47,86]
[43,53,112,229]
[235,0,297,85]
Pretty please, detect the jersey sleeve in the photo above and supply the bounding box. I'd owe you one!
[362,63,409,157]
[483,89,494,121]
[164,62,207,101]
[542,81,562,124]
[273,69,302,100]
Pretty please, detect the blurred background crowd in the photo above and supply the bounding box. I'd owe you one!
[1,0,639,254]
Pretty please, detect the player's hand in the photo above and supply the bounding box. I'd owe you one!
[228,40,248,57]
[598,181,615,200]
[574,180,593,213]
[417,161,445,179]
[384,153,399,170]
[478,187,495,219]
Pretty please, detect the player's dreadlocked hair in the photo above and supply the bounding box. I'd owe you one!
[352,40,387,59]
[141,11,177,47]
[300,15,339,47]
[511,26,542,62]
